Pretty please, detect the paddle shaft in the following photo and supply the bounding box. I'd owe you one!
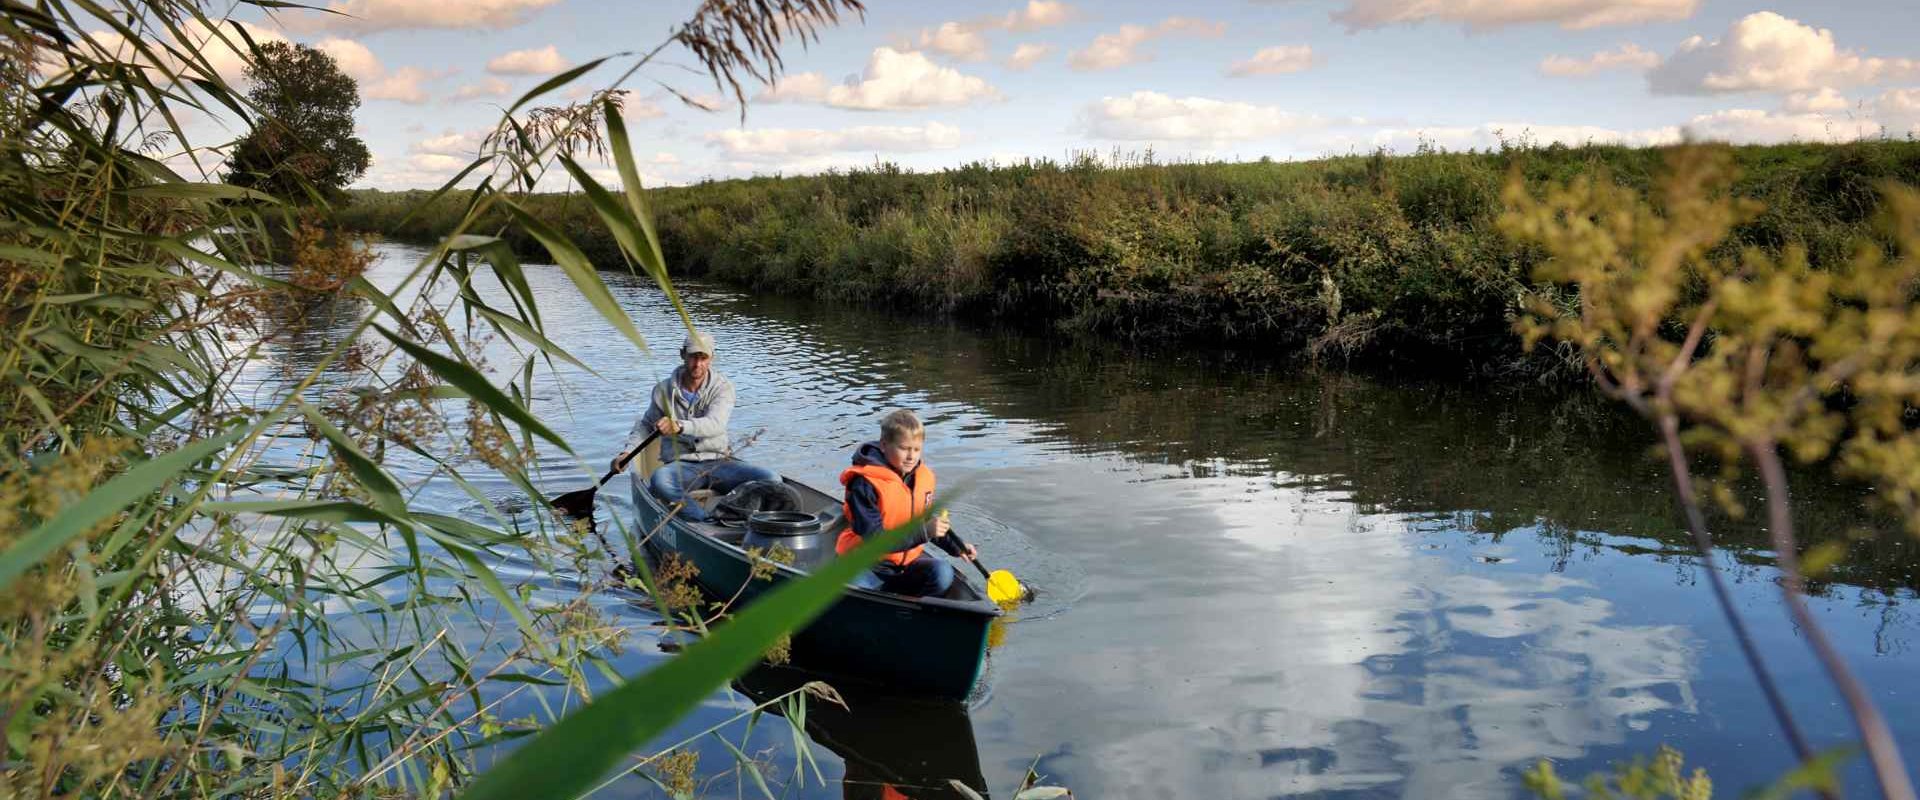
[549,429,662,516]
[598,429,661,488]
[944,529,994,581]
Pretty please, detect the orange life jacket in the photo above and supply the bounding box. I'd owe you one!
[837,461,937,567]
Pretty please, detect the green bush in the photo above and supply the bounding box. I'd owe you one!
[341,139,1920,377]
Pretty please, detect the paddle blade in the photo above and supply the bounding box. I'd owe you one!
[549,487,597,517]
[986,570,1025,606]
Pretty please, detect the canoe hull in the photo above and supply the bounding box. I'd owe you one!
[631,469,997,700]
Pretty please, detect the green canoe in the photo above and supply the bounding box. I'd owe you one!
[631,465,1000,700]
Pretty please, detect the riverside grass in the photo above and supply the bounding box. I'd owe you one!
[341,139,1920,376]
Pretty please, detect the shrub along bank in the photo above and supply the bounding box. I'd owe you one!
[341,140,1920,377]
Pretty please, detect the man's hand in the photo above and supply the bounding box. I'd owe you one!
[610,453,626,473]
[654,417,681,436]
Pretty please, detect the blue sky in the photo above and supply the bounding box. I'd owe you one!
[193,0,1920,189]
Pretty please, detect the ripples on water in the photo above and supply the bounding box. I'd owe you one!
[259,243,1919,798]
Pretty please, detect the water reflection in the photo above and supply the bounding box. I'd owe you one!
[231,242,1917,798]
[706,290,1910,594]
[733,665,990,800]
[977,464,1698,798]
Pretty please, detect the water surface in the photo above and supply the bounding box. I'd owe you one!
[267,242,1920,798]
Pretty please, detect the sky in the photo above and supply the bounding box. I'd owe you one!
[173,0,1920,189]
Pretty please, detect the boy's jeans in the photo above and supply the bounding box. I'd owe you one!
[851,553,955,597]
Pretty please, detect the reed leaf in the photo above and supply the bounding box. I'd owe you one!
[0,426,247,590]
[457,516,916,800]
[373,324,570,452]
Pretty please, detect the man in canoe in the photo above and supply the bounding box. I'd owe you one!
[616,330,780,522]
[838,409,976,596]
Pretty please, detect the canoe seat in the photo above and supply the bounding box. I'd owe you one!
[706,525,747,545]
[813,507,846,535]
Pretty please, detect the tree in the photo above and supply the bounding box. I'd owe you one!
[224,41,370,202]
[1507,146,1920,800]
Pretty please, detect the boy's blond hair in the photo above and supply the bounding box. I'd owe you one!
[879,409,925,444]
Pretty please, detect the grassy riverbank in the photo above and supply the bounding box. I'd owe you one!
[341,140,1920,375]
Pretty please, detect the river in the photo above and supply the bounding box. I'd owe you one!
[258,241,1920,798]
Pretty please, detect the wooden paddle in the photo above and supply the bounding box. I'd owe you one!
[943,517,1029,605]
[550,430,661,518]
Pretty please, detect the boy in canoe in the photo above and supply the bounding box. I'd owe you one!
[838,409,976,596]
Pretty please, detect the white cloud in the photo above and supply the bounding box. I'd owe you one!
[290,0,560,34]
[707,122,964,160]
[409,152,471,171]
[1006,43,1056,71]
[1877,88,1920,134]
[903,2,1076,64]
[411,129,489,157]
[84,21,448,109]
[1680,108,1883,143]
[1539,43,1660,77]
[1001,0,1077,30]
[1080,91,1351,142]
[756,72,830,103]
[765,48,998,111]
[1650,12,1920,95]
[364,67,441,103]
[829,48,997,109]
[652,152,682,165]
[359,166,476,190]
[1068,25,1152,71]
[193,20,288,84]
[1363,107,1892,154]
[1230,45,1317,77]
[1329,0,1697,31]
[311,39,445,103]
[1156,17,1228,37]
[88,18,287,86]
[314,38,381,81]
[1069,17,1226,72]
[1363,97,1912,155]
[919,22,990,61]
[451,77,514,101]
[1366,122,1681,153]
[1783,87,1849,113]
[486,45,571,76]
[627,95,668,119]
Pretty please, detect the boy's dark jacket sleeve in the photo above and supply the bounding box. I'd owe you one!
[845,476,889,539]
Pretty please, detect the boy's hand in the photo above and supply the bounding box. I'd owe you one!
[959,542,978,561]
[931,511,950,539]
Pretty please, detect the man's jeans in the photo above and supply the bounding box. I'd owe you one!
[851,553,956,597]
[648,458,781,522]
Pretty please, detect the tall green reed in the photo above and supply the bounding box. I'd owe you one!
[0,1,904,797]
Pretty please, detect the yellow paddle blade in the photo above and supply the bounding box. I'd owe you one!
[986,569,1024,606]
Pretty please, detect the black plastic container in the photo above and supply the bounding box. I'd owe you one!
[742,510,830,558]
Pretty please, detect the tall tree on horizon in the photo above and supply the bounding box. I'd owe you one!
[225,41,370,202]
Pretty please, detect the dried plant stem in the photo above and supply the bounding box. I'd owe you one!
[1655,414,1831,798]
[1749,441,1915,800]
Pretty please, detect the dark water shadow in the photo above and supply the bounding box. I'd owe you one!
[733,664,991,800]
